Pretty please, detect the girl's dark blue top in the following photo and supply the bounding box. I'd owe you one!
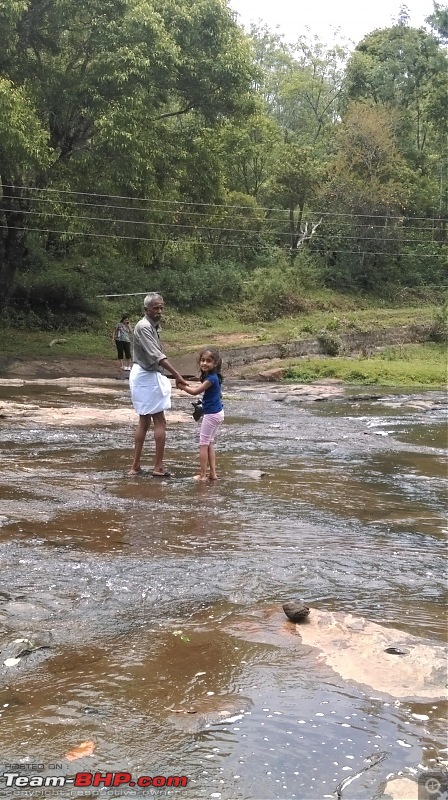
[202,372,223,414]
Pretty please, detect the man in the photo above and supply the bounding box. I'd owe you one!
[129,293,186,477]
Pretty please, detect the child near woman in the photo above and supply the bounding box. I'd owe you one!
[178,348,224,481]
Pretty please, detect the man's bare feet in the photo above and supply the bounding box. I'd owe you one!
[128,467,143,476]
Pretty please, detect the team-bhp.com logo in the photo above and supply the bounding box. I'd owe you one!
[1,771,188,789]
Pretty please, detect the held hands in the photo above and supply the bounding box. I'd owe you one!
[176,378,189,390]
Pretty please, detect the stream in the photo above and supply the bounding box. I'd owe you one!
[0,378,446,800]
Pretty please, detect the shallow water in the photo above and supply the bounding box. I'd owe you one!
[0,380,446,800]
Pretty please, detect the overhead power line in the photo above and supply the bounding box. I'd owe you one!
[0,223,444,257]
[0,207,440,243]
[0,199,441,233]
[2,185,445,223]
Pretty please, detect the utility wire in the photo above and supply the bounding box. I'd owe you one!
[0,223,444,257]
[0,196,441,232]
[0,207,440,244]
[2,184,445,223]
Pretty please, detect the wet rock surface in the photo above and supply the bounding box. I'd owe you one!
[0,377,188,425]
[225,608,448,700]
[295,610,447,700]
[378,776,419,799]
[167,695,253,733]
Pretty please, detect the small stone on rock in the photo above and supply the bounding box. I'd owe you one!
[282,600,310,623]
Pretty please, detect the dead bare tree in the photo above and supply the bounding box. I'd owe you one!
[289,217,323,261]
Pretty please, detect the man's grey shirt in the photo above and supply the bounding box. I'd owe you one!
[132,316,167,372]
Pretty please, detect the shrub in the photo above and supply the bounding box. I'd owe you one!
[242,266,309,320]
[240,251,326,321]
[316,329,342,356]
[7,271,100,330]
[429,300,448,343]
[157,258,243,310]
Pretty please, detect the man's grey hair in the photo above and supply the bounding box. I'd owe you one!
[143,292,163,309]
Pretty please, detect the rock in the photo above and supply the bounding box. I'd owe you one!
[377,777,418,799]
[0,399,188,426]
[227,608,447,700]
[65,386,123,395]
[234,469,266,479]
[2,636,51,667]
[282,600,310,623]
[167,695,252,733]
[257,368,286,382]
[49,338,67,347]
[2,602,50,620]
[297,610,447,700]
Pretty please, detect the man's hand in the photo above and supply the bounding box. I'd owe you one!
[176,379,189,390]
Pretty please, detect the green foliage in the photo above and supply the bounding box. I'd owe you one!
[429,300,448,342]
[426,2,448,42]
[284,343,447,386]
[218,106,282,198]
[241,254,324,320]
[0,8,446,309]
[0,78,50,177]
[156,248,244,309]
[344,25,448,171]
[316,330,342,356]
[6,268,100,331]
[0,0,256,296]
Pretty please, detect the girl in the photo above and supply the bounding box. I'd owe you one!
[179,348,224,481]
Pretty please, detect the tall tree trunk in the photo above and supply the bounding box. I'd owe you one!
[0,185,27,303]
[289,203,304,263]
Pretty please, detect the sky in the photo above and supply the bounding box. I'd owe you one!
[228,0,436,47]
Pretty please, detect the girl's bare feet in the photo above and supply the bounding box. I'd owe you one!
[194,475,208,482]
[209,473,218,481]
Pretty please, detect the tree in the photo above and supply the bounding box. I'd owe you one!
[0,0,256,299]
[344,24,448,172]
[268,144,324,259]
[426,2,448,42]
[315,102,440,290]
[275,36,347,147]
[247,30,347,261]
[218,103,282,199]
[0,78,51,294]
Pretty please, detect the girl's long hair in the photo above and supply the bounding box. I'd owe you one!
[198,348,223,385]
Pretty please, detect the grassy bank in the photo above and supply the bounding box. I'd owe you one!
[0,297,443,358]
[0,293,446,388]
[284,343,447,387]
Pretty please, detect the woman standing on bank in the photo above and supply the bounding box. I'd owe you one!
[112,315,133,371]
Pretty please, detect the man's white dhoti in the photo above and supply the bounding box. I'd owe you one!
[129,365,172,415]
